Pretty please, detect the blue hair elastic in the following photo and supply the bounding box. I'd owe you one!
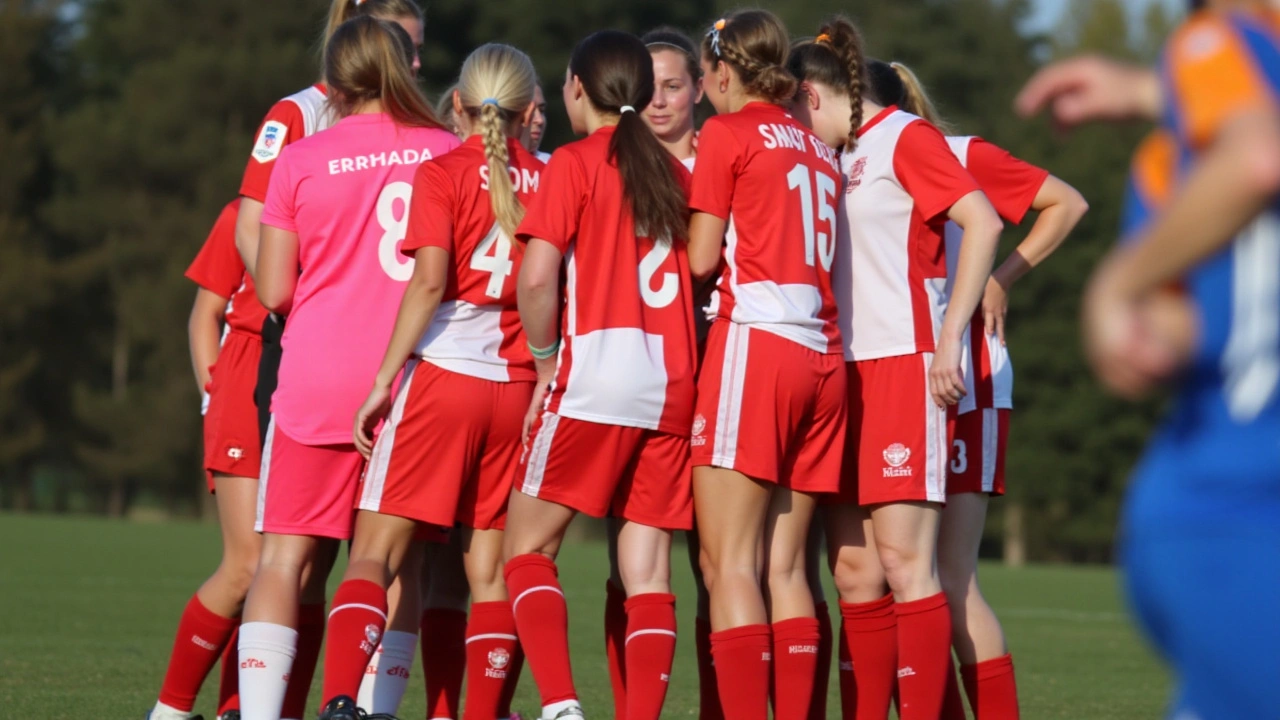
[481,98,500,107]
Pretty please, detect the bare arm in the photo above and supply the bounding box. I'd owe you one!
[517,238,564,441]
[256,224,299,315]
[1014,55,1162,128]
[236,198,265,280]
[688,212,726,281]
[188,288,227,393]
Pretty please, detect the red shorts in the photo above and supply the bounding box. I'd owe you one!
[359,360,532,531]
[691,322,846,493]
[835,354,954,506]
[256,418,364,539]
[203,331,263,490]
[518,413,693,530]
[948,408,1009,496]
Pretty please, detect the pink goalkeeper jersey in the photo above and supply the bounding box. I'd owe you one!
[262,112,460,445]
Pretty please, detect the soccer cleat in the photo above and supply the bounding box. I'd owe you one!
[217,712,239,720]
[145,714,203,720]
[551,709,585,719]
[318,696,363,720]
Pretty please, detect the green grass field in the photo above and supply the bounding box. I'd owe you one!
[0,514,1170,718]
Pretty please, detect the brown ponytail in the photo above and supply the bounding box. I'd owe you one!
[323,0,423,48]
[700,10,797,105]
[786,16,866,150]
[569,31,688,245]
[456,43,538,239]
[867,59,954,134]
[323,16,444,129]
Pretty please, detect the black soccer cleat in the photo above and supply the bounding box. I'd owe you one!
[317,696,363,720]
[218,712,240,720]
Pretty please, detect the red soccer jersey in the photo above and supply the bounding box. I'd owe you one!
[516,126,697,435]
[689,102,843,355]
[943,137,1049,413]
[238,85,332,202]
[402,136,544,382]
[184,198,268,336]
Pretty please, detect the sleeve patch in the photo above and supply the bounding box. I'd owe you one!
[252,121,288,163]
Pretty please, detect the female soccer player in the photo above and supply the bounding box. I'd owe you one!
[599,27,704,720]
[787,18,1003,720]
[522,84,550,162]
[146,199,266,720]
[688,11,845,720]
[237,16,458,720]
[315,41,543,720]
[868,59,1088,719]
[504,29,696,720]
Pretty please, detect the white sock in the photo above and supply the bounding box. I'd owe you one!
[148,701,191,720]
[542,698,582,719]
[356,630,418,713]
[237,621,298,720]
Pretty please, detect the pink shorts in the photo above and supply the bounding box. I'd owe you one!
[256,418,364,539]
[834,354,954,506]
[948,408,1009,496]
[692,322,846,493]
[360,360,532,531]
[518,413,693,530]
[203,331,263,490]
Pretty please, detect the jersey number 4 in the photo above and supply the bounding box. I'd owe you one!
[471,223,516,299]
[787,164,837,272]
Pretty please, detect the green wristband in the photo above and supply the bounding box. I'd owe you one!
[528,340,560,360]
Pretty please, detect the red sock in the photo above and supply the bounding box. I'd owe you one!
[320,582,387,707]
[810,603,832,720]
[282,602,326,719]
[623,593,677,720]
[840,594,897,720]
[504,554,577,705]
[497,639,525,718]
[962,654,1020,720]
[771,617,820,720]
[604,580,628,719]
[710,624,771,720]
[695,616,724,720]
[157,595,239,711]
[461,601,518,720]
[942,653,967,720]
[895,593,952,720]
[217,624,240,714]
[422,607,468,720]
[836,622,856,720]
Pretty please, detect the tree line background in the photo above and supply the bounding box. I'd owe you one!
[0,0,1177,563]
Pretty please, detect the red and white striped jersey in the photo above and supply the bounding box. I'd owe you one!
[944,136,1049,413]
[834,107,980,361]
[690,102,843,355]
[403,135,544,383]
[516,126,697,435]
[239,85,332,203]
[185,198,269,337]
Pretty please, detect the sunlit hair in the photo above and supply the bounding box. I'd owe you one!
[642,27,701,81]
[786,16,866,150]
[456,43,538,239]
[700,9,797,104]
[435,84,462,137]
[323,0,422,48]
[569,30,689,244]
[867,59,954,134]
[323,16,444,128]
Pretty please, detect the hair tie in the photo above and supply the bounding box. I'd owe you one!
[620,105,636,114]
[481,98,500,107]
[815,33,831,44]
[706,18,726,57]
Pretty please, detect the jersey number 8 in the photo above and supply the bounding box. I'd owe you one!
[377,181,415,281]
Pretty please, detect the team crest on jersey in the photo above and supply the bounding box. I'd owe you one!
[252,121,288,163]
[691,413,707,447]
[846,157,868,193]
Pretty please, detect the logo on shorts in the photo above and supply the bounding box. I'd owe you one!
[883,443,913,478]
[691,413,707,447]
[227,446,244,460]
[898,666,916,678]
[846,156,868,193]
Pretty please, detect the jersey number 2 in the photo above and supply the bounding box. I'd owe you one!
[787,164,837,272]
[377,181,415,281]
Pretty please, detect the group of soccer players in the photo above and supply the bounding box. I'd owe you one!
[150,0,1280,718]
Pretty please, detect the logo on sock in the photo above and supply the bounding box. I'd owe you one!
[486,647,511,679]
[897,666,916,678]
[788,644,819,654]
[660,673,670,683]
[191,634,218,651]
[762,651,772,661]
[385,665,409,679]
[361,624,383,654]
[883,443,913,477]
[241,658,266,669]
[364,664,377,675]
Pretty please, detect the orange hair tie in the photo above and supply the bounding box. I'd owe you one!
[815,33,831,44]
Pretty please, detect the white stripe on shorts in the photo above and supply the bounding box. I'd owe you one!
[360,360,419,511]
[255,415,276,533]
[521,412,561,498]
[981,407,998,493]
[922,354,947,502]
[711,323,751,468]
